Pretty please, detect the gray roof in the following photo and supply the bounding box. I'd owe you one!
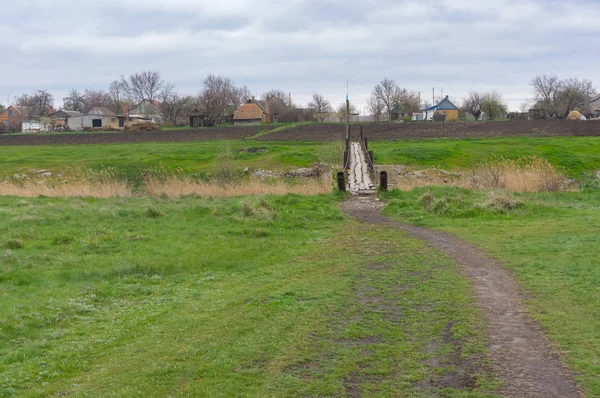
[50,109,83,118]
[88,107,115,116]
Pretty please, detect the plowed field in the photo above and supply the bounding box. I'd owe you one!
[2,120,599,146]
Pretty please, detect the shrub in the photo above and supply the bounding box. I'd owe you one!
[144,206,164,218]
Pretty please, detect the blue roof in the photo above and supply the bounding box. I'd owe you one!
[425,96,459,111]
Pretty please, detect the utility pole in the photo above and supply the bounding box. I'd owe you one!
[432,88,435,105]
[346,81,350,136]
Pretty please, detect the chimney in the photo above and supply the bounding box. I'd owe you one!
[48,106,54,115]
[122,104,129,118]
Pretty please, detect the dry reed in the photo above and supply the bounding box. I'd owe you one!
[394,156,571,193]
[0,168,131,198]
[144,174,331,198]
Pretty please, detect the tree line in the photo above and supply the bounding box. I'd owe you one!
[8,72,597,124]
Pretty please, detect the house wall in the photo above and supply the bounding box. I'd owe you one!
[233,103,265,124]
[440,110,459,121]
[68,115,123,130]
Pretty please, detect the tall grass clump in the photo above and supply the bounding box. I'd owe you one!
[144,166,331,198]
[0,168,131,198]
[394,156,571,193]
[470,156,570,192]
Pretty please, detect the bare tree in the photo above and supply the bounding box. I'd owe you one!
[82,89,112,113]
[308,93,333,122]
[396,90,421,116]
[461,91,484,120]
[531,75,596,118]
[531,74,561,118]
[63,89,86,112]
[121,70,165,102]
[15,90,54,117]
[109,80,130,113]
[198,74,242,123]
[261,89,291,106]
[335,102,358,123]
[160,90,195,125]
[558,77,596,117]
[366,95,385,122]
[372,78,402,119]
[481,91,508,120]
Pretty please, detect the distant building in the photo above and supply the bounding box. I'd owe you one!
[68,107,126,130]
[189,109,215,127]
[128,100,164,124]
[576,93,600,118]
[233,99,271,125]
[419,96,459,121]
[49,109,83,127]
[0,105,34,132]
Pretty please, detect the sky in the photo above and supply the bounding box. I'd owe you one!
[1,0,599,112]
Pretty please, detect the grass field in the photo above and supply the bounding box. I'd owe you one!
[2,136,599,396]
[371,136,600,178]
[0,194,496,397]
[0,141,339,184]
[2,136,599,185]
[381,187,600,396]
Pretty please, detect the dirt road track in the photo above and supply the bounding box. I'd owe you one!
[341,197,582,398]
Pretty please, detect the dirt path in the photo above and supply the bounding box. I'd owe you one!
[341,197,582,398]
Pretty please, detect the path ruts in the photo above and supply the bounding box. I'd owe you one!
[341,197,582,398]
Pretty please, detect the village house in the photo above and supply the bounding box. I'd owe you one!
[0,105,33,132]
[418,96,459,121]
[233,99,272,125]
[128,100,164,124]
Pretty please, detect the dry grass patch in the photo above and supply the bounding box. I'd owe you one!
[144,174,331,198]
[395,156,572,193]
[0,168,131,198]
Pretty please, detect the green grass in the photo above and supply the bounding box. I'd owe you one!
[0,194,495,397]
[0,141,334,183]
[381,186,600,396]
[371,137,600,178]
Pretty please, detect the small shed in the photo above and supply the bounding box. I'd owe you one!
[189,109,215,127]
[68,107,126,130]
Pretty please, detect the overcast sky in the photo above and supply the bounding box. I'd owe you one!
[2,0,599,112]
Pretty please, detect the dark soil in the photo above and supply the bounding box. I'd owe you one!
[2,120,599,146]
[0,126,262,146]
[257,120,600,142]
[341,196,583,398]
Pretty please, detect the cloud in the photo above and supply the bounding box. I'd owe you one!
[2,0,600,110]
